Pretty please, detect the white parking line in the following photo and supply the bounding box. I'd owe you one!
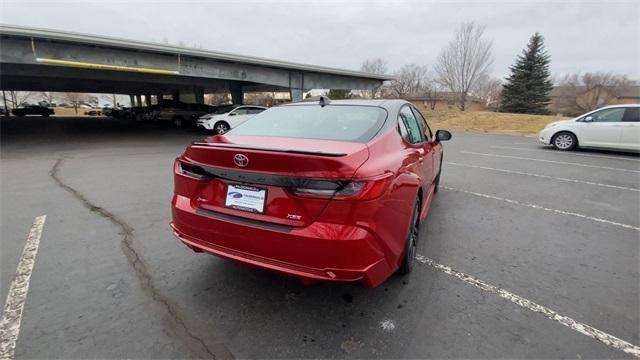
[0,216,46,360]
[415,254,640,358]
[491,146,640,162]
[446,162,640,192]
[461,151,640,173]
[442,186,639,231]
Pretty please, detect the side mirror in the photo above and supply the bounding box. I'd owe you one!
[583,116,593,122]
[228,112,237,116]
[435,130,452,142]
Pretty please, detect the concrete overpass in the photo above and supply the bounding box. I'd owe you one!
[0,25,393,104]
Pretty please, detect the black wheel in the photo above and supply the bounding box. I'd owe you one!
[398,198,421,275]
[213,121,230,135]
[172,116,185,128]
[552,131,577,151]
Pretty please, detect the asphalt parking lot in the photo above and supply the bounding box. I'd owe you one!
[1,116,638,359]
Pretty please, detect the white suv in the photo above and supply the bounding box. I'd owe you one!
[538,104,639,151]
[197,105,268,134]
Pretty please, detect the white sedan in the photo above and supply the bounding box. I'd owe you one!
[197,105,268,134]
[538,104,639,151]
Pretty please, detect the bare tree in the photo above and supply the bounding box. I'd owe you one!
[388,64,429,98]
[424,83,441,110]
[63,93,89,114]
[1,91,32,109]
[361,58,389,98]
[472,75,502,111]
[553,72,633,114]
[435,22,493,111]
[40,92,56,106]
[205,93,231,106]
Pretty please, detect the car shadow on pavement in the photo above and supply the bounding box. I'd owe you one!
[176,225,441,357]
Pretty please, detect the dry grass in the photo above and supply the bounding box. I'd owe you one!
[426,110,569,136]
[53,107,99,116]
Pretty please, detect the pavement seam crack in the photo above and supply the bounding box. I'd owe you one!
[50,158,231,359]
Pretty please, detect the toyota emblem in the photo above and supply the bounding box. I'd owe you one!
[233,153,249,167]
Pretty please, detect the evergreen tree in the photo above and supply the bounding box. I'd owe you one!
[501,33,553,114]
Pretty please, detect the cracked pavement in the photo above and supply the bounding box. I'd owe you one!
[1,116,638,358]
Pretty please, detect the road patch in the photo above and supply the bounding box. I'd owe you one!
[416,254,640,358]
[490,146,640,162]
[442,186,639,231]
[447,162,639,192]
[461,151,640,174]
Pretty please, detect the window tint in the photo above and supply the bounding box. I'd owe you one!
[233,108,249,115]
[230,105,387,143]
[214,105,236,114]
[411,107,433,140]
[590,108,625,122]
[398,106,425,144]
[247,107,266,114]
[622,107,640,122]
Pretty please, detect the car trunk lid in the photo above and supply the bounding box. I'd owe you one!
[179,134,369,227]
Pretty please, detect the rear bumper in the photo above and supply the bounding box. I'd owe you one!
[171,195,394,287]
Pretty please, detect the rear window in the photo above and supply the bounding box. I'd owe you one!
[229,105,387,142]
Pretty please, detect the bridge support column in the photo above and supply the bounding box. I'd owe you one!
[289,88,303,102]
[145,94,151,107]
[194,87,204,104]
[136,95,142,107]
[230,83,243,104]
[289,71,304,102]
[129,95,136,107]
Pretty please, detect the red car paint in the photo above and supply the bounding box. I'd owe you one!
[171,99,448,287]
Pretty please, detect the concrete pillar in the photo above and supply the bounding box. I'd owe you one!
[194,87,205,104]
[129,95,136,107]
[145,94,151,107]
[289,88,303,102]
[289,71,304,102]
[230,83,243,104]
[136,95,142,107]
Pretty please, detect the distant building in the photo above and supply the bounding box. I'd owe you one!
[404,92,488,112]
[549,85,640,116]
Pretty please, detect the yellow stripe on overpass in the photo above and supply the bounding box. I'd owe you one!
[36,58,179,75]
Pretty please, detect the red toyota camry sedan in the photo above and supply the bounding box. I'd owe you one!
[171,98,451,287]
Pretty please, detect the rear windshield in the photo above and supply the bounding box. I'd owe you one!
[229,105,387,142]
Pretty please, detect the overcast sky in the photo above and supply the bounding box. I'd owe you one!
[1,0,638,80]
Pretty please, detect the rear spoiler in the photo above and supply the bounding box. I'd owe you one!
[191,142,347,157]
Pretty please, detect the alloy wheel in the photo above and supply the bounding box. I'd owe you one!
[554,134,573,150]
[215,123,229,135]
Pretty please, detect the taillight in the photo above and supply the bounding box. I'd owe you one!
[175,159,212,180]
[291,173,393,201]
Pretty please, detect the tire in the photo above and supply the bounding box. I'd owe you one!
[552,131,577,151]
[398,198,421,275]
[213,121,230,135]
[172,116,185,128]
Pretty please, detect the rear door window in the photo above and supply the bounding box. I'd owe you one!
[622,107,639,122]
[411,107,433,141]
[233,107,249,115]
[398,105,425,144]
